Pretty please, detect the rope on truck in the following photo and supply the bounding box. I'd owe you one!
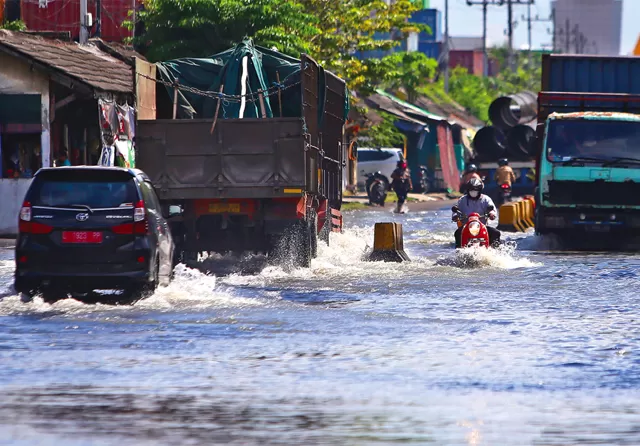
[136,72,302,104]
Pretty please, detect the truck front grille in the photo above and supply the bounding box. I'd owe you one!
[547,180,640,206]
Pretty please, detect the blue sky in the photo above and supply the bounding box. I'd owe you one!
[428,0,638,55]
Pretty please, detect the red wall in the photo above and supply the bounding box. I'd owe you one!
[449,50,500,77]
[21,0,142,43]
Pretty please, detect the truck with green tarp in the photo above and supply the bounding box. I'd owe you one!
[535,54,640,246]
[134,40,349,266]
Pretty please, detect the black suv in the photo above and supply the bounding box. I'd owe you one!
[14,167,174,302]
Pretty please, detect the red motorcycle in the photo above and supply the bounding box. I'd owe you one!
[452,205,495,248]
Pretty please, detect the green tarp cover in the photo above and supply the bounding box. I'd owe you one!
[157,39,307,120]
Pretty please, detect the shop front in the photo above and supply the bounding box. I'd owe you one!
[0,30,135,236]
[0,61,50,235]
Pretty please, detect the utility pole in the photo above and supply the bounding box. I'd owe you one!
[530,10,553,51]
[79,0,88,44]
[96,0,101,38]
[466,1,505,77]
[444,0,449,93]
[507,0,514,71]
[526,1,532,65]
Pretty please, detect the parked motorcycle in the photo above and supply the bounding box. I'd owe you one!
[365,171,388,207]
[418,165,430,194]
[452,205,495,248]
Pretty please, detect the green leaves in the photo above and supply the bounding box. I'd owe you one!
[0,20,27,31]
[134,0,318,61]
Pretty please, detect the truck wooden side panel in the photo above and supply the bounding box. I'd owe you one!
[136,118,312,200]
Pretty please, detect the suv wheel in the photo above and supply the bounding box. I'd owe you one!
[131,258,159,300]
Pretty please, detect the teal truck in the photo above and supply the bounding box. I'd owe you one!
[534,54,640,242]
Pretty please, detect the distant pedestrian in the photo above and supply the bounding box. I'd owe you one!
[391,160,412,213]
[55,148,71,167]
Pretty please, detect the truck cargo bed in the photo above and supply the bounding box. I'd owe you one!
[136,118,318,200]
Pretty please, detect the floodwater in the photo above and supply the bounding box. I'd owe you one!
[1,205,640,445]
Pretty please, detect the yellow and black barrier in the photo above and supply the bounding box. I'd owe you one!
[498,199,535,232]
[367,222,411,262]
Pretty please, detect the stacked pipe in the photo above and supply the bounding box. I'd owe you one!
[473,91,539,162]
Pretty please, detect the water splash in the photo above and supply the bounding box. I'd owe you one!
[435,242,543,269]
[0,263,265,316]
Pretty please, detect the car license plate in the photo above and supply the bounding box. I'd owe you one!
[587,225,610,233]
[208,203,240,213]
[62,231,103,244]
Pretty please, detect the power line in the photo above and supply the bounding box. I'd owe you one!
[465,0,504,77]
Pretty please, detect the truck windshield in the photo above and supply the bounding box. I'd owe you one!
[546,119,640,162]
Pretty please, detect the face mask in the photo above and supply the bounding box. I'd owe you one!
[469,190,479,198]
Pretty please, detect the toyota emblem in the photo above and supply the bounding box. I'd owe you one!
[76,213,89,222]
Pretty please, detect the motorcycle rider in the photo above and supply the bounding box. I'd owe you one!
[391,160,412,212]
[494,158,516,187]
[452,177,501,248]
[460,164,481,193]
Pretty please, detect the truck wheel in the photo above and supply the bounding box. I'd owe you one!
[41,287,68,303]
[294,220,312,268]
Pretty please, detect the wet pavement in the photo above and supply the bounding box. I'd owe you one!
[1,205,640,445]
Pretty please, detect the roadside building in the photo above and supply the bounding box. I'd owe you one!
[551,0,622,55]
[0,30,135,236]
[447,37,499,77]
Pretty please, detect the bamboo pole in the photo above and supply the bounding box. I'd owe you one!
[172,80,179,119]
[210,84,225,135]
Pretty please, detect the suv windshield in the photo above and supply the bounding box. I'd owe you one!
[29,170,138,209]
[546,119,640,162]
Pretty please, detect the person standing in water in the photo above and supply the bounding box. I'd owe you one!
[391,160,412,213]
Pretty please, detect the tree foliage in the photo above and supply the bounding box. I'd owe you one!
[357,111,406,148]
[368,51,438,101]
[134,0,318,61]
[435,47,543,123]
[0,20,27,31]
[298,0,427,92]
[136,0,427,94]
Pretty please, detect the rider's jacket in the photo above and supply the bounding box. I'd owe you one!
[494,165,516,186]
[454,194,496,225]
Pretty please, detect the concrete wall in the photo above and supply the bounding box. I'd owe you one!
[0,179,31,236]
[0,52,50,236]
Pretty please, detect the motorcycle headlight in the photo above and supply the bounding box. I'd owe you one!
[468,221,481,236]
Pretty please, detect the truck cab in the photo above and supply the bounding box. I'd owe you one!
[536,108,640,239]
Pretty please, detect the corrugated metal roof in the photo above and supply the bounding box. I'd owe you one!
[0,30,133,93]
[375,89,446,121]
[448,36,483,51]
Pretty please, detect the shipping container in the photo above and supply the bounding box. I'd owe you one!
[20,0,141,43]
[417,41,441,60]
[411,8,442,43]
[541,53,640,94]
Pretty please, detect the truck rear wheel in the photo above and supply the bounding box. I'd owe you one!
[293,219,313,268]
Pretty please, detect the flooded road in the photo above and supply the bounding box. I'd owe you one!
[1,206,640,445]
